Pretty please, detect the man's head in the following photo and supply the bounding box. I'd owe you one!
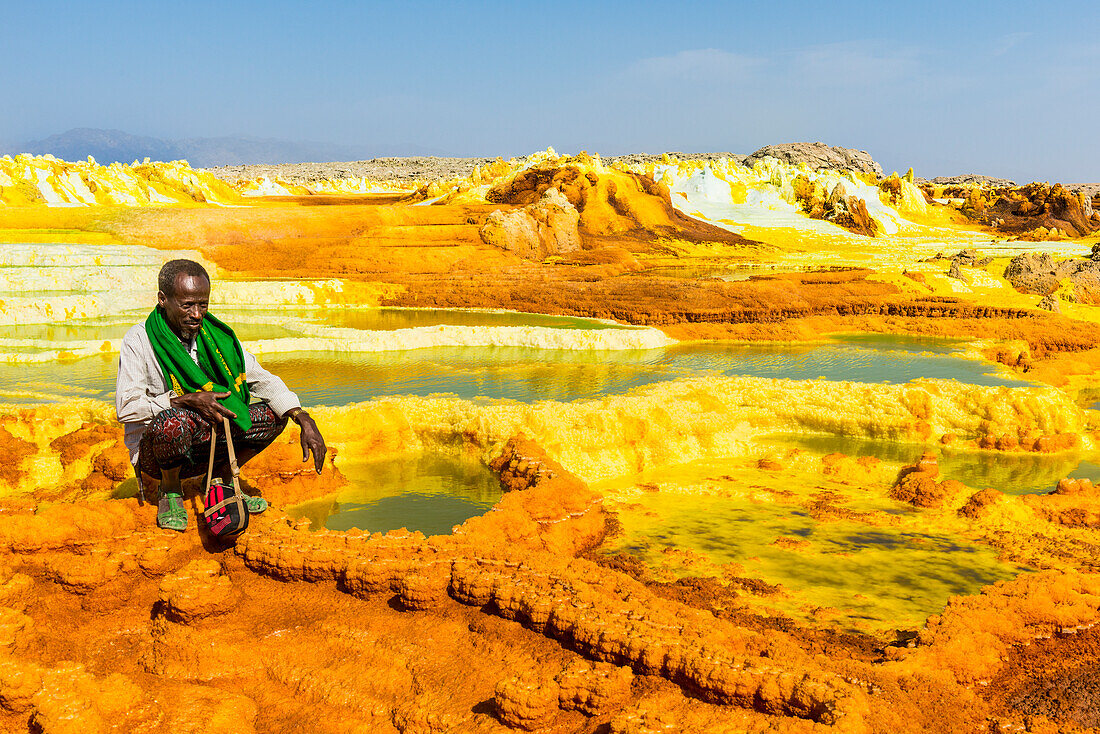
[157,259,211,341]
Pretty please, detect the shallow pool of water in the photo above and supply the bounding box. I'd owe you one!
[286,453,502,536]
[1,331,1030,405]
[601,485,1026,632]
[770,433,1100,495]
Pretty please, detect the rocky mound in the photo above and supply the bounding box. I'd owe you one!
[927,174,1017,187]
[1069,183,1100,199]
[480,188,582,260]
[746,142,884,178]
[791,176,880,237]
[480,154,755,250]
[1004,251,1100,306]
[889,452,968,508]
[936,182,1100,239]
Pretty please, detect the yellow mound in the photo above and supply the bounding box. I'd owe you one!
[0,154,243,206]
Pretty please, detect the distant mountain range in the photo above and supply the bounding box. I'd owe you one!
[4,128,445,168]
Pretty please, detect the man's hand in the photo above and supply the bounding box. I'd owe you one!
[291,410,326,474]
[171,391,236,426]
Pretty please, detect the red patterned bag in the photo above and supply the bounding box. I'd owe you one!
[202,417,249,538]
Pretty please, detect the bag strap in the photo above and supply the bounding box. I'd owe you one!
[205,418,219,488]
[222,415,240,480]
[205,495,241,515]
[222,416,244,505]
[203,416,247,522]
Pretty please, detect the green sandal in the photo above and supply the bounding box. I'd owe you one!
[157,493,187,532]
[241,493,268,514]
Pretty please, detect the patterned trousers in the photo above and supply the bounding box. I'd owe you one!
[137,403,288,480]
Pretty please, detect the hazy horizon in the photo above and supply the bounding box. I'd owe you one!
[5,0,1099,182]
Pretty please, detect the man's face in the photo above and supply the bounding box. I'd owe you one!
[158,273,210,341]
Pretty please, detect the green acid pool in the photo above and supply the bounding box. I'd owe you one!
[0,325,1030,405]
[770,433,1100,496]
[595,461,1029,633]
[286,452,502,537]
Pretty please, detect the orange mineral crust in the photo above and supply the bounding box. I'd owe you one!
[0,481,1094,733]
[0,405,1098,732]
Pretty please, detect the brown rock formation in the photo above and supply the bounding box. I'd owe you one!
[1024,478,1100,528]
[1004,252,1100,306]
[1036,290,1065,314]
[889,453,968,508]
[0,427,33,489]
[158,559,239,623]
[484,154,758,250]
[901,570,1100,686]
[792,176,879,237]
[747,142,884,178]
[957,487,1004,519]
[927,174,1017,187]
[490,435,587,495]
[480,187,581,260]
[936,181,1100,239]
[449,555,862,724]
[494,672,561,730]
[984,626,1100,731]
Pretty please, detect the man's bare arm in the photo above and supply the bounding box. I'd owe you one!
[288,408,326,474]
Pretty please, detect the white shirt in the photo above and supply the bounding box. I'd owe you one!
[115,322,301,465]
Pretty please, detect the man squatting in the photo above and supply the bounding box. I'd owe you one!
[115,259,326,531]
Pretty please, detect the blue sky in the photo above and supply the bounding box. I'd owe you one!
[3,0,1099,181]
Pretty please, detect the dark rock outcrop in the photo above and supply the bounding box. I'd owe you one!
[1004,253,1100,305]
[890,452,967,509]
[931,182,1100,239]
[746,142,883,178]
[951,249,992,268]
[1037,294,1061,313]
[791,176,879,237]
[1004,253,1071,295]
[927,175,1017,187]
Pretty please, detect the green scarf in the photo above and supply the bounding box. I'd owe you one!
[145,307,252,431]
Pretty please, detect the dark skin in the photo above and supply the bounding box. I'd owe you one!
[159,273,327,474]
